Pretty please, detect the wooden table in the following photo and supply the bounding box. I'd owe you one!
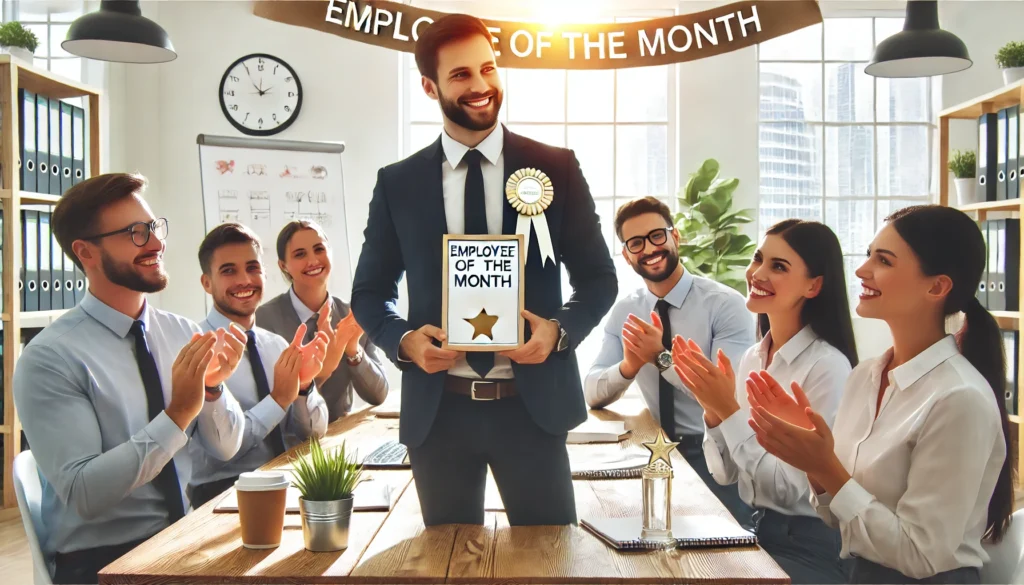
[100,395,789,584]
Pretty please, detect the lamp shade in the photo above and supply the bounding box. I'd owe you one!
[865,0,971,78]
[62,0,175,63]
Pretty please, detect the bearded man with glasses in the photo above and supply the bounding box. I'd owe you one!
[584,196,756,528]
[13,173,247,584]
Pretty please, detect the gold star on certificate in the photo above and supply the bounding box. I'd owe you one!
[465,308,499,340]
[642,428,680,468]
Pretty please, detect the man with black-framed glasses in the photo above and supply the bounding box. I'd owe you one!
[13,173,247,584]
[584,196,755,528]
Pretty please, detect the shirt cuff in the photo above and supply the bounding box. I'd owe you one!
[249,395,288,434]
[717,409,755,452]
[829,478,873,523]
[397,330,413,362]
[146,411,188,456]
[705,419,727,447]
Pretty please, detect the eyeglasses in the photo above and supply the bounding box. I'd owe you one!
[623,227,671,254]
[84,218,169,247]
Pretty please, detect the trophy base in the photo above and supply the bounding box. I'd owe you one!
[640,527,674,542]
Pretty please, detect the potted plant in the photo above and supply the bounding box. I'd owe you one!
[290,435,362,552]
[948,149,979,206]
[996,41,1024,85]
[675,159,756,296]
[0,22,38,63]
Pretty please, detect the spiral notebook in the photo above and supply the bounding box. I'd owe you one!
[581,515,757,551]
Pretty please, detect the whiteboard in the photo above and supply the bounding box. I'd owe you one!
[196,134,352,307]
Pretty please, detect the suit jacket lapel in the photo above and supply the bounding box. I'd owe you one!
[421,136,448,239]
[501,125,523,236]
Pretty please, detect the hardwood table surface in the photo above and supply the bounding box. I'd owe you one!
[99,394,789,584]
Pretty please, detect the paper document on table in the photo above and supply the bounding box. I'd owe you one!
[570,448,650,479]
[567,420,629,443]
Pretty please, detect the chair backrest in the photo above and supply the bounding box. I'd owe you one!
[13,451,53,585]
[982,508,1024,585]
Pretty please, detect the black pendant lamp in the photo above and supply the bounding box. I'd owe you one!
[865,0,971,78]
[62,0,176,64]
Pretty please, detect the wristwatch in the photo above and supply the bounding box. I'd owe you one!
[655,350,673,373]
[551,319,569,352]
[204,384,224,401]
[345,347,365,366]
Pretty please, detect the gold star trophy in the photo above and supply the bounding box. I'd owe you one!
[641,428,679,542]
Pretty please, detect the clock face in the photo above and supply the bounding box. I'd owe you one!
[219,53,302,136]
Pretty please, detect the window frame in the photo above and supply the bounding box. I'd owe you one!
[5,0,85,85]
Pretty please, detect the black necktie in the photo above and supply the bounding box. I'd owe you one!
[463,149,494,379]
[655,300,676,440]
[304,314,318,344]
[129,320,185,522]
[247,331,286,456]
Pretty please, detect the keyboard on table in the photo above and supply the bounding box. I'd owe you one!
[362,440,410,468]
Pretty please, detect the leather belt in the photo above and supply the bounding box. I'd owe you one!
[444,376,518,400]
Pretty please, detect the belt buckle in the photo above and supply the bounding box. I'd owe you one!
[471,380,499,401]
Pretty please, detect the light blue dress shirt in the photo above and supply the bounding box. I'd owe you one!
[585,270,755,436]
[12,292,245,558]
[189,307,328,489]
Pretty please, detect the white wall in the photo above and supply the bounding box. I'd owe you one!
[102,0,1024,363]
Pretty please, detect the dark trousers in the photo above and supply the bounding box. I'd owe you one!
[850,557,980,584]
[53,537,148,584]
[677,435,755,530]
[407,391,577,526]
[189,475,238,509]
[753,508,849,584]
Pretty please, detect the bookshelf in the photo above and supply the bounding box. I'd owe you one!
[939,77,1024,483]
[0,55,101,517]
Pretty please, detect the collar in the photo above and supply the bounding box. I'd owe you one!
[441,124,504,169]
[757,325,818,365]
[205,306,248,334]
[645,269,693,312]
[80,290,150,339]
[889,335,959,391]
[288,287,318,324]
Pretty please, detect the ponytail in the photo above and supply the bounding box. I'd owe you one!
[959,296,1014,543]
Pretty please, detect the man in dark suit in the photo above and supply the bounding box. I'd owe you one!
[351,13,617,527]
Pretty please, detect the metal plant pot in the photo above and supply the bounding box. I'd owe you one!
[299,497,353,552]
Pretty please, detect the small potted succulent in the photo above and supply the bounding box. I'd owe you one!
[0,22,38,63]
[948,149,978,206]
[996,41,1024,85]
[290,436,362,552]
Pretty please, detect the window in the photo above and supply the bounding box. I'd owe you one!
[8,0,84,85]
[757,17,935,307]
[402,13,676,378]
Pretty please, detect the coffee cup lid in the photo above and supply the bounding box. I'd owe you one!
[235,471,291,492]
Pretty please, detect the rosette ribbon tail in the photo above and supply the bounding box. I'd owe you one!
[516,213,556,268]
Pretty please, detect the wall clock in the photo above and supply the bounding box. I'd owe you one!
[219,53,302,136]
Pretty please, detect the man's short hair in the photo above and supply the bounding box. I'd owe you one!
[198,223,262,275]
[414,13,493,83]
[52,172,148,271]
[614,197,674,241]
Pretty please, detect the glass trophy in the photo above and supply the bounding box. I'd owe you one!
[640,428,679,544]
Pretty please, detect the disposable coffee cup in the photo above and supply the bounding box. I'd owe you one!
[235,471,290,549]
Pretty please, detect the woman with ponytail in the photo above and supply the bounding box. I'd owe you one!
[747,205,1012,584]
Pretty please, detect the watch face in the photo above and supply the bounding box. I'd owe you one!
[658,351,673,368]
[220,53,302,136]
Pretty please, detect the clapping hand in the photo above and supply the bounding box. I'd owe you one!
[204,323,247,388]
[671,337,740,426]
[293,323,329,388]
[167,332,218,430]
[746,371,813,429]
[619,311,664,379]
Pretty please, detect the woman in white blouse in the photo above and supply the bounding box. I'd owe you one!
[748,205,1013,584]
[672,219,857,584]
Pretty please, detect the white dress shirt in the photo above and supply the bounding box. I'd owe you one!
[584,271,755,435]
[439,125,513,380]
[13,292,245,557]
[704,325,851,517]
[189,307,328,489]
[811,335,1006,579]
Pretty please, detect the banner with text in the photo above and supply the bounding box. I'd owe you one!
[253,0,822,70]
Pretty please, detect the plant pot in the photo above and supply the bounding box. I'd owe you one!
[1004,67,1024,86]
[0,46,33,63]
[955,177,980,206]
[299,497,352,552]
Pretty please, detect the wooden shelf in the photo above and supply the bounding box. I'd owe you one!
[991,311,1020,330]
[0,425,9,434]
[0,189,62,205]
[940,78,1024,119]
[958,198,1022,213]
[0,55,101,99]
[1012,414,1021,425]
[2,309,71,325]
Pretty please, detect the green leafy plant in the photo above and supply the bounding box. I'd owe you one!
[675,159,756,295]
[996,41,1024,69]
[948,149,976,179]
[0,22,38,53]
[290,436,362,502]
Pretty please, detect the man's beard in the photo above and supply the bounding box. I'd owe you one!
[631,248,680,283]
[439,86,503,131]
[101,249,167,293]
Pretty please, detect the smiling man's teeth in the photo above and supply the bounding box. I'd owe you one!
[466,97,490,107]
[232,290,256,299]
[139,258,159,266]
[642,254,665,266]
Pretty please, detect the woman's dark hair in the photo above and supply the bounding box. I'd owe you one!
[885,204,1013,543]
[275,220,329,282]
[757,219,858,369]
